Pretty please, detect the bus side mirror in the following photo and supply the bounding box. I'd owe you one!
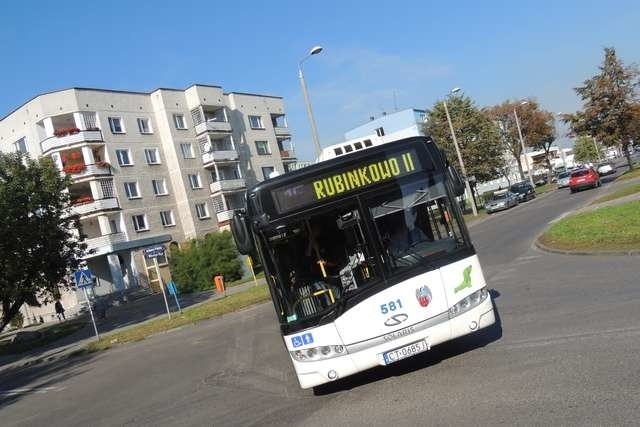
[231,210,254,255]
[448,165,465,196]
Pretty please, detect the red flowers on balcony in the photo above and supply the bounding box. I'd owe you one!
[63,163,86,174]
[72,195,94,205]
[54,127,81,137]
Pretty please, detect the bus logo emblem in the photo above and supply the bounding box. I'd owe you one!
[454,266,473,293]
[415,286,432,307]
[384,313,409,327]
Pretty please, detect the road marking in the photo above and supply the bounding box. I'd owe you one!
[0,386,65,397]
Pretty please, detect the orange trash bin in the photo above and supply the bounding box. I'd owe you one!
[214,275,225,293]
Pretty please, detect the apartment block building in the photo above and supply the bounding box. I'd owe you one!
[0,84,295,320]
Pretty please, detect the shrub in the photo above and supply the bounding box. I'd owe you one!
[169,231,242,293]
[10,311,24,329]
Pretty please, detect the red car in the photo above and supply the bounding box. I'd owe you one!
[569,167,601,193]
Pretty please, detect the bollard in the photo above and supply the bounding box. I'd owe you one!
[214,275,225,294]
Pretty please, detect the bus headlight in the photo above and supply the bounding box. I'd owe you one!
[448,288,489,318]
[290,345,348,362]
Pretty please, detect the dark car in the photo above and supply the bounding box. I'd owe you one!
[569,167,600,193]
[509,182,536,202]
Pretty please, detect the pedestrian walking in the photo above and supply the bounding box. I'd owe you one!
[55,300,66,321]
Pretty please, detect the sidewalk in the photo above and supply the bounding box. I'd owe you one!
[0,278,265,373]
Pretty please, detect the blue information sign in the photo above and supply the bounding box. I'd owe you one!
[74,268,94,288]
[144,246,165,259]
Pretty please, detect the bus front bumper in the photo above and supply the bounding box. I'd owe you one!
[293,296,495,389]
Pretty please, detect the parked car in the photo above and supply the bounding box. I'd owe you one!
[556,171,571,188]
[597,162,616,176]
[569,167,601,193]
[509,181,536,202]
[533,175,548,186]
[484,190,519,213]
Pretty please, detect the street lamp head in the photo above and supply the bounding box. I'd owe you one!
[451,87,461,94]
[309,46,323,56]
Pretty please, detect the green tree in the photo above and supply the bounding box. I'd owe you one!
[485,101,528,181]
[0,153,85,333]
[423,95,505,199]
[564,47,640,169]
[169,231,242,293]
[573,136,601,164]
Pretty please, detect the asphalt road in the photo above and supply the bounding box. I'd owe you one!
[1,168,639,426]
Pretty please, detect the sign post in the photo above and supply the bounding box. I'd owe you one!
[144,246,171,320]
[75,268,99,340]
[246,256,259,287]
[167,280,182,313]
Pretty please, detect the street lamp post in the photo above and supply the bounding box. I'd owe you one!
[299,45,323,158]
[443,87,477,216]
[513,102,536,188]
[592,137,602,162]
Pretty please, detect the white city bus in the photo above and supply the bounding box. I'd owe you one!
[231,136,495,389]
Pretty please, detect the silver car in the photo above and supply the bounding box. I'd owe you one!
[485,191,519,213]
[557,171,571,188]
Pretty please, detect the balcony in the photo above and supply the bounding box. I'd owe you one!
[279,150,296,159]
[216,209,235,223]
[71,197,119,217]
[195,120,232,135]
[84,232,127,257]
[202,150,239,165]
[41,129,104,153]
[209,178,246,194]
[64,163,113,180]
[273,126,291,136]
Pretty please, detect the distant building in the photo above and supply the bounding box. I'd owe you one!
[0,84,295,323]
[344,108,426,141]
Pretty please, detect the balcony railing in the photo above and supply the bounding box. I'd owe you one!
[195,120,232,135]
[273,126,291,136]
[41,130,104,153]
[71,197,119,217]
[209,178,246,194]
[83,232,127,257]
[216,209,235,223]
[202,150,239,164]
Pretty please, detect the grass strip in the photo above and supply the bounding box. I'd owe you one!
[591,183,640,205]
[463,207,488,224]
[539,201,640,251]
[535,183,555,195]
[86,284,270,352]
[0,322,85,356]
[617,166,640,181]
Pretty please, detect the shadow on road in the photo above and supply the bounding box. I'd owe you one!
[0,351,98,409]
[313,290,503,396]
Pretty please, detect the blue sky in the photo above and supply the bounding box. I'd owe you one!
[2,1,639,160]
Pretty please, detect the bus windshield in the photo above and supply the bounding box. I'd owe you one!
[259,171,467,326]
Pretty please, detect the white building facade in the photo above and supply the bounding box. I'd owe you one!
[0,85,295,322]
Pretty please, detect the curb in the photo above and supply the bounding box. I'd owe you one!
[534,238,640,256]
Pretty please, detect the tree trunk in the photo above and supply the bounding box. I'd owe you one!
[544,148,554,183]
[624,145,634,170]
[515,157,525,181]
[0,298,25,333]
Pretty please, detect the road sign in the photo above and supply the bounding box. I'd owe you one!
[74,269,93,288]
[144,245,165,259]
[167,280,178,296]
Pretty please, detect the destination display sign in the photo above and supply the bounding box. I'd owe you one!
[271,149,422,214]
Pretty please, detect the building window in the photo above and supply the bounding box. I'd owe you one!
[124,182,141,199]
[180,143,195,159]
[144,148,160,165]
[116,149,133,166]
[152,179,168,196]
[262,166,275,180]
[160,210,175,227]
[195,202,210,219]
[255,141,271,155]
[375,127,385,137]
[108,117,125,134]
[132,214,149,232]
[137,118,153,134]
[188,173,202,189]
[248,115,264,129]
[14,137,27,153]
[173,114,187,130]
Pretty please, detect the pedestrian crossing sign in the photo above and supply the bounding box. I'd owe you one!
[74,269,94,288]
